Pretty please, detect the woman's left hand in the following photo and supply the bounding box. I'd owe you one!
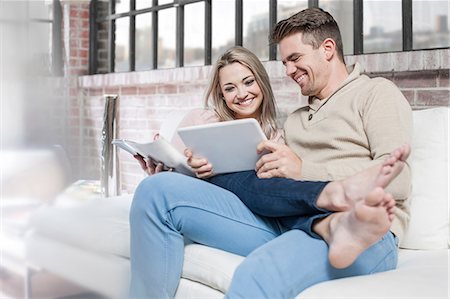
[184,148,214,179]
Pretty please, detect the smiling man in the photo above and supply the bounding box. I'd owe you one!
[206,7,413,297]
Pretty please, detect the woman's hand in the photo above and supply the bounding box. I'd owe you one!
[184,148,214,179]
[255,140,303,180]
[134,155,169,176]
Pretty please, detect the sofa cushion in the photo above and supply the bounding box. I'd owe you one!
[28,195,133,258]
[181,244,449,298]
[400,107,449,249]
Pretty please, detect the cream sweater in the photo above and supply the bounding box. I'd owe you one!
[284,63,413,242]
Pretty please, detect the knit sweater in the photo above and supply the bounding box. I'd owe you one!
[284,63,413,243]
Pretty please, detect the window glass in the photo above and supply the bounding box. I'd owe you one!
[243,0,270,61]
[363,0,402,53]
[158,0,173,5]
[28,22,52,75]
[136,13,153,71]
[277,0,307,21]
[158,8,176,68]
[320,0,353,55]
[185,2,205,67]
[115,17,130,72]
[136,0,152,10]
[28,0,53,20]
[212,0,235,63]
[115,0,130,14]
[277,1,308,60]
[413,0,450,49]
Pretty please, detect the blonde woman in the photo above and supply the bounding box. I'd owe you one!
[136,46,283,176]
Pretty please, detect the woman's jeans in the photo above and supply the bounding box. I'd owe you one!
[130,172,398,299]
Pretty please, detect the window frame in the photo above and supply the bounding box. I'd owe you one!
[89,0,449,74]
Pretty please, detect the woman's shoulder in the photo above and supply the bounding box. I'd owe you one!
[179,108,219,127]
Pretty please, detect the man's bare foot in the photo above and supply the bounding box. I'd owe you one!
[316,144,410,211]
[315,187,395,269]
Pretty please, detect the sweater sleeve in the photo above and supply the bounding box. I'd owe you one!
[361,78,413,200]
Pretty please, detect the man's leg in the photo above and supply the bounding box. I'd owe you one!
[208,172,329,216]
[225,229,398,299]
[313,187,396,269]
[208,144,409,217]
[129,172,283,299]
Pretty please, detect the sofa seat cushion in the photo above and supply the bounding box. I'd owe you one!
[29,195,133,258]
[182,244,449,298]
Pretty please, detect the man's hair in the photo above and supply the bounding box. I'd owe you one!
[271,7,345,63]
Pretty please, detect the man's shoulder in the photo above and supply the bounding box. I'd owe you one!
[353,73,395,86]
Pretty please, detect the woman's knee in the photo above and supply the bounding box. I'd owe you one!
[130,173,181,219]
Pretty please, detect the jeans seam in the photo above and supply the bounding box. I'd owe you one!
[163,201,281,237]
[368,235,397,274]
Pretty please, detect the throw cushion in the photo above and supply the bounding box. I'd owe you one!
[400,107,449,249]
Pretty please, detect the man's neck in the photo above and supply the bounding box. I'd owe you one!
[316,62,350,100]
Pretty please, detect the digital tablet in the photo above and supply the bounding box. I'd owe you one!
[177,118,267,174]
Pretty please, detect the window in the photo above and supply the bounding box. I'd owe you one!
[412,0,449,49]
[89,0,450,74]
[1,0,63,76]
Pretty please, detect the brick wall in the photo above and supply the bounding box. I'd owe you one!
[63,1,449,193]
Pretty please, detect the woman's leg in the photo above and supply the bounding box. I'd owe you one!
[129,172,283,299]
[226,229,398,298]
[208,171,329,217]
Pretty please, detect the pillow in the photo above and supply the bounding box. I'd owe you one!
[400,107,449,249]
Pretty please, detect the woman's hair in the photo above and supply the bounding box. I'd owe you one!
[204,46,279,139]
[271,7,345,63]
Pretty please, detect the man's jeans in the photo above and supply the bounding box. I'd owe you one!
[208,170,331,237]
[129,172,398,299]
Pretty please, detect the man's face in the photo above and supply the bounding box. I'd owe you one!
[279,32,327,98]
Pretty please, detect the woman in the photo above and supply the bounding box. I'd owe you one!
[135,46,283,177]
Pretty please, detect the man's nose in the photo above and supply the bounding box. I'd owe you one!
[285,62,296,77]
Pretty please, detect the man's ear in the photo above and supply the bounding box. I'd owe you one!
[321,38,336,61]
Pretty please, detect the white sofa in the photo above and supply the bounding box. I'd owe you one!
[25,107,449,299]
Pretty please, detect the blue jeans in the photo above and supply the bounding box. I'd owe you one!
[130,172,398,299]
[208,171,330,237]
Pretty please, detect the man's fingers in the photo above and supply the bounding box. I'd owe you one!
[255,152,278,171]
[256,160,278,176]
[256,140,280,154]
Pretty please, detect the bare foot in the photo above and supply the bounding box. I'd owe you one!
[316,144,410,211]
[319,188,395,269]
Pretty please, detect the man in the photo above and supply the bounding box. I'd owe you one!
[129,7,412,299]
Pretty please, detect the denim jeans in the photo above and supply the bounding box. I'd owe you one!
[129,172,398,299]
[208,170,330,237]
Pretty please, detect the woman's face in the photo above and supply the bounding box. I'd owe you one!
[219,62,263,119]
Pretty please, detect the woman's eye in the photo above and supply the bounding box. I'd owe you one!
[245,79,255,86]
[224,87,234,92]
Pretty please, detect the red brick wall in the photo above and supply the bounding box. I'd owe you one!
[63,1,449,193]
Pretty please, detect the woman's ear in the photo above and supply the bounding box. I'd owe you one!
[322,38,336,61]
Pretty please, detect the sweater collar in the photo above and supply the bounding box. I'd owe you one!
[306,62,362,111]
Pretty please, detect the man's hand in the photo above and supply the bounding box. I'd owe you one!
[255,140,303,180]
[134,155,167,176]
[184,148,214,179]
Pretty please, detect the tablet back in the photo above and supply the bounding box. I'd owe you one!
[177,118,267,174]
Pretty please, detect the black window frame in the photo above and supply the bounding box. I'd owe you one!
[89,0,449,74]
